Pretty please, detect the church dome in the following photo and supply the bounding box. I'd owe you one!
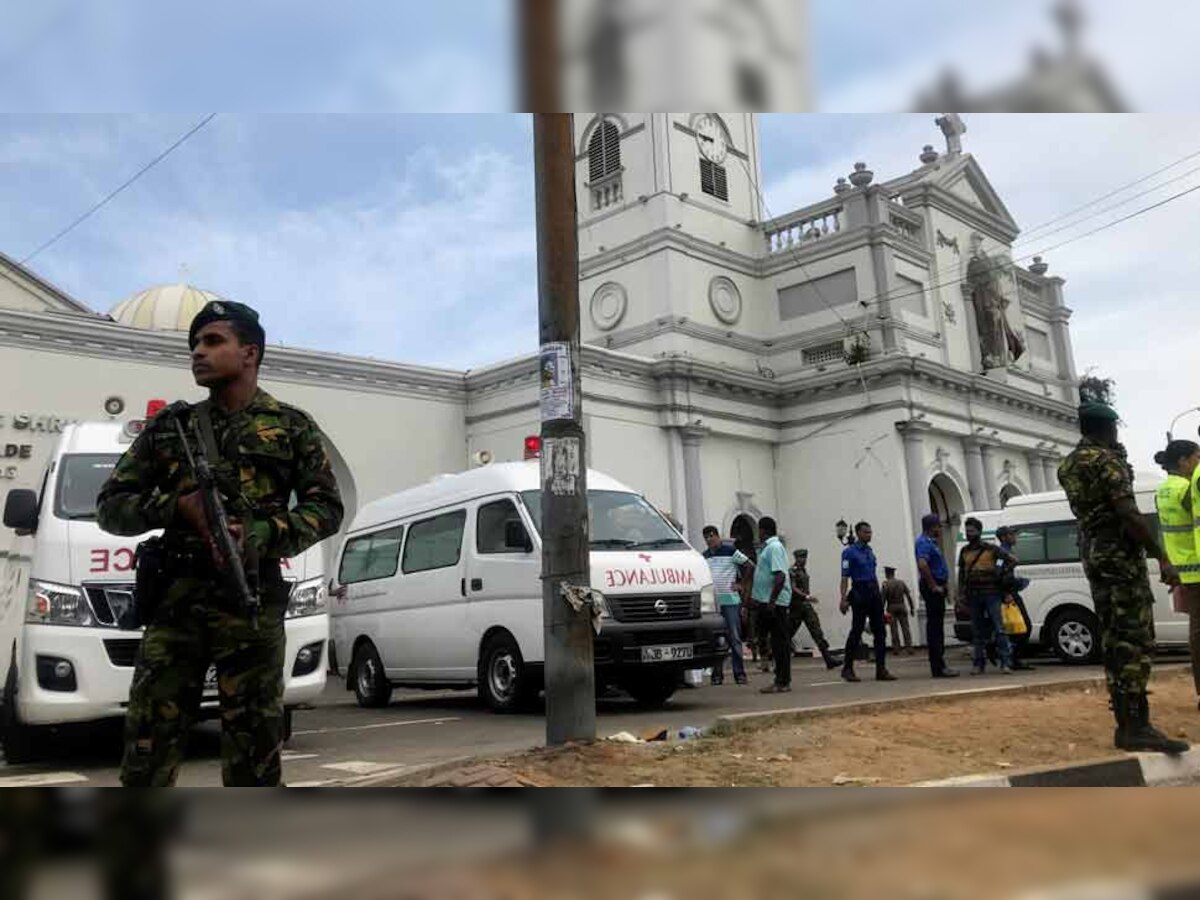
[108,283,229,332]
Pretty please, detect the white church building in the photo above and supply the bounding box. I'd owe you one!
[0,113,1080,647]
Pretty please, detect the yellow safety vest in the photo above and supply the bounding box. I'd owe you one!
[1156,473,1200,584]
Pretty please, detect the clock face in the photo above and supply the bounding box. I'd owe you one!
[695,115,728,164]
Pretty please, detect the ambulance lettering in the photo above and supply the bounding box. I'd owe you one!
[89,547,136,573]
[604,567,696,588]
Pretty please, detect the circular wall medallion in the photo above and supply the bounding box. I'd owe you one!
[708,276,742,325]
[589,282,628,332]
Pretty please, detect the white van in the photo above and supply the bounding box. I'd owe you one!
[953,480,1188,664]
[1,419,329,764]
[330,462,726,712]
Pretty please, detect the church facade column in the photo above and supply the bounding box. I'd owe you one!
[1042,454,1062,493]
[979,443,1001,510]
[679,426,708,547]
[1026,452,1046,493]
[897,420,932,532]
[962,438,988,511]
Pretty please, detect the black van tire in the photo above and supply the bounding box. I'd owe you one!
[624,672,678,708]
[1,674,37,765]
[351,641,393,708]
[478,632,535,713]
[282,707,294,745]
[1047,608,1101,665]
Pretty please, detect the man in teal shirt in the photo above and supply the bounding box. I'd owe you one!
[752,517,793,693]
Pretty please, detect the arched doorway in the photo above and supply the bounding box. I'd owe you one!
[320,429,358,581]
[730,513,758,562]
[928,473,966,563]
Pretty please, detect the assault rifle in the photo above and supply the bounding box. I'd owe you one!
[171,405,260,629]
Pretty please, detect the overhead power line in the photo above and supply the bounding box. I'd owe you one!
[21,113,218,266]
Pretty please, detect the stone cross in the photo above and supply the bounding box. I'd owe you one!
[935,113,967,155]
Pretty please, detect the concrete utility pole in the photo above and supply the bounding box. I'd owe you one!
[523,1,596,746]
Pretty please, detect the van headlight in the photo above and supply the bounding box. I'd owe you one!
[593,592,611,619]
[27,582,95,627]
[286,578,327,619]
[700,585,717,614]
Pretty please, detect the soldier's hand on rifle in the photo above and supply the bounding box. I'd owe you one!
[177,491,220,563]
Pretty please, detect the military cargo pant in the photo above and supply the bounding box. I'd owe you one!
[121,575,286,787]
[1084,564,1154,694]
[789,600,831,653]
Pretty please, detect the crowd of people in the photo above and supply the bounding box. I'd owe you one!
[699,506,1040,695]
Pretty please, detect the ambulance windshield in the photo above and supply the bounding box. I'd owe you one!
[54,454,120,520]
[520,490,688,552]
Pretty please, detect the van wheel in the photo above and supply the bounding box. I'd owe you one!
[351,642,393,708]
[1048,609,1101,664]
[282,708,294,745]
[1,669,38,765]
[624,673,677,708]
[479,633,534,713]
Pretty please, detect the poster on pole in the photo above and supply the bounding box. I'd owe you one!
[539,342,574,422]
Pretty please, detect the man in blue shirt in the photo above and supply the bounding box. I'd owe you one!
[752,517,793,694]
[839,521,896,683]
[916,514,959,678]
[702,525,750,686]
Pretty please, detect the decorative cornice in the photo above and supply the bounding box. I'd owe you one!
[0,307,468,403]
[898,183,1020,244]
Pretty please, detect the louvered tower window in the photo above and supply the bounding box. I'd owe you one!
[700,158,729,201]
[588,119,621,183]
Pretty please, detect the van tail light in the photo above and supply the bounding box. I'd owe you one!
[524,435,542,460]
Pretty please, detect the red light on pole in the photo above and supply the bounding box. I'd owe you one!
[524,435,542,460]
[146,399,167,419]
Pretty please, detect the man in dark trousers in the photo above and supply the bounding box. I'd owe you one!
[839,522,895,683]
[97,300,344,786]
[752,517,793,693]
[788,549,840,669]
[915,514,958,678]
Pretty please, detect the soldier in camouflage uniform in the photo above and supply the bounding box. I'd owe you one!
[1057,400,1188,754]
[788,549,841,670]
[98,300,344,786]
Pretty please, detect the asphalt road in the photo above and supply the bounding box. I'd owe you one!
[0,647,1135,787]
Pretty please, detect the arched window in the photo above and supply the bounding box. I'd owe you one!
[587,118,621,183]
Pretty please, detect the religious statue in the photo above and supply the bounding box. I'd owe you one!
[935,112,967,155]
[967,236,1025,370]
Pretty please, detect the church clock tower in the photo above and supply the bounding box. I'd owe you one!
[574,113,767,358]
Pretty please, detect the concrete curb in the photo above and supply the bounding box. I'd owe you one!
[710,674,1110,737]
[914,748,1200,788]
[329,754,486,788]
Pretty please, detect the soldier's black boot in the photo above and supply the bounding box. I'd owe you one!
[820,647,840,670]
[841,664,860,683]
[876,665,897,682]
[1117,692,1190,755]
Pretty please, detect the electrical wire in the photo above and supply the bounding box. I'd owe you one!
[21,113,218,265]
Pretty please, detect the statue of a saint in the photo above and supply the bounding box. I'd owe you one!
[967,238,1025,369]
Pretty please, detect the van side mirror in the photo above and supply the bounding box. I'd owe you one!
[3,489,39,536]
[504,520,534,553]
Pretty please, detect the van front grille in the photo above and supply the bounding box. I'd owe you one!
[104,639,142,668]
[609,594,698,623]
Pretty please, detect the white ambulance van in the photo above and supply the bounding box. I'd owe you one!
[0,417,329,764]
[952,479,1188,664]
[330,462,727,712]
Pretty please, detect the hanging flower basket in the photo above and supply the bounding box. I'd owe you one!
[844,336,871,367]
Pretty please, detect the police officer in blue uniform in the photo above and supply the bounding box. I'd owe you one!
[839,521,896,683]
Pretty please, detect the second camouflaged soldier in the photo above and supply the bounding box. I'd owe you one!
[788,549,840,670]
[1057,398,1187,755]
[98,300,344,786]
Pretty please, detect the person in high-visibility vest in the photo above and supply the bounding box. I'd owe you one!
[1155,438,1200,711]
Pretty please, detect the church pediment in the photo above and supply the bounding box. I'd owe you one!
[929,156,1019,233]
[0,251,94,316]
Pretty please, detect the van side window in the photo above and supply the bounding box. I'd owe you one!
[1013,527,1047,564]
[403,510,467,574]
[339,526,405,585]
[1045,522,1080,563]
[477,500,527,554]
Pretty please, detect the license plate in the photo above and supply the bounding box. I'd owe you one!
[640,644,693,663]
[203,665,218,696]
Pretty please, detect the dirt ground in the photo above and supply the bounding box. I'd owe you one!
[418,791,1200,900]
[487,671,1200,787]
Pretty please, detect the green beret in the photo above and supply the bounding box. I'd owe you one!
[188,300,264,350]
[1078,401,1119,422]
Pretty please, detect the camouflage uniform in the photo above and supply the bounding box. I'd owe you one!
[1057,436,1153,694]
[788,565,832,654]
[97,389,343,786]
